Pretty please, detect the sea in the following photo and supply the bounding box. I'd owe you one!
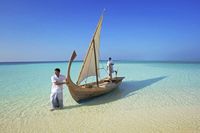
[0,61,200,133]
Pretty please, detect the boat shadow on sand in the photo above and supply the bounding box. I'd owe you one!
[63,76,167,109]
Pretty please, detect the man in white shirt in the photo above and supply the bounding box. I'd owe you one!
[50,68,66,111]
[107,57,117,80]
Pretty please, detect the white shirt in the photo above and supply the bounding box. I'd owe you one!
[107,60,114,71]
[51,74,66,93]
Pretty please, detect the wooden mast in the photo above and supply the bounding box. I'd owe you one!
[93,39,99,87]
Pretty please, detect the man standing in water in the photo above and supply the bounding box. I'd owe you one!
[50,68,67,111]
[107,57,117,80]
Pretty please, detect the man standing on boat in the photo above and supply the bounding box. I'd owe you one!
[107,57,117,80]
[50,68,67,111]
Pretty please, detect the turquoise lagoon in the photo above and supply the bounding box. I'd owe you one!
[0,61,200,133]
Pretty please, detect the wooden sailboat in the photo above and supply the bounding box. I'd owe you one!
[66,13,124,103]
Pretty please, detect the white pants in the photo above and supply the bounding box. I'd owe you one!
[50,91,63,109]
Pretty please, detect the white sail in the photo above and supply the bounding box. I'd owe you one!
[77,15,103,85]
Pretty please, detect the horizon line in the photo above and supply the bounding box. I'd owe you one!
[0,60,200,64]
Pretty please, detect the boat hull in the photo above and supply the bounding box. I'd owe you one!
[66,51,124,103]
[66,76,124,102]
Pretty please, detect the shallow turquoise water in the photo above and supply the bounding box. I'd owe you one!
[0,61,200,110]
[1,61,200,111]
[0,61,200,132]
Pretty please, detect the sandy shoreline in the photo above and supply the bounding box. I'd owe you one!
[1,102,200,133]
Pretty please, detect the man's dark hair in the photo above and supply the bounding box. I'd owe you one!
[55,68,60,72]
[109,57,112,60]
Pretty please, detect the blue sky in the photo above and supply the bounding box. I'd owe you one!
[0,0,200,62]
